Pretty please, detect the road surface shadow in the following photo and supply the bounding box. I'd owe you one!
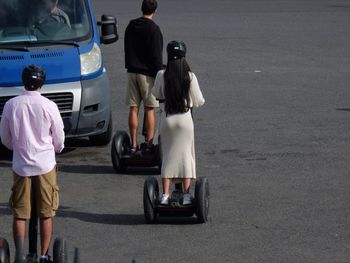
[1,203,202,225]
[150,217,202,225]
[56,209,201,225]
[122,167,160,176]
[58,164,114,174]
[56,210,145,225]
[58,164,159,175]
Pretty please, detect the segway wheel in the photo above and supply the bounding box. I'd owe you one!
[195,177,210,223]
[111,131,130,173]
[143,176,159,223]
[53,238,67,263]
[0,238,10,263]
[73,248,80,263]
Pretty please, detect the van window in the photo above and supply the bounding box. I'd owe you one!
[0,0,91,43]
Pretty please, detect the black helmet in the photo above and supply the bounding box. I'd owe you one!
[22,65,46,90]
[167,40,186,61]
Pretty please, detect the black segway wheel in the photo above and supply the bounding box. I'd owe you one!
[111,131,130,173]
[0,238,10,263]
[143,176,159,223]
[53,238,67,263]
[195,177,210,223]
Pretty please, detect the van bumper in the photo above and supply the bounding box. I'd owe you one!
[0,71,112,139]
[71,71,112,138]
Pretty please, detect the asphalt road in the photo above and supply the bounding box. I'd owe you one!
[1,0,350,262]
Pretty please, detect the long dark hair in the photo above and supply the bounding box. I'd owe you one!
[163,58,192,115]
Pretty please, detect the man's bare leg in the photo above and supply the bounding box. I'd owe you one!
[40,218,52,256]
[13,218,26,253]
[144,107,155,143]
[128,106,139,148]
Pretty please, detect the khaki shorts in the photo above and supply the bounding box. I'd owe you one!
[125,73,159,108]
[9,167,59,219]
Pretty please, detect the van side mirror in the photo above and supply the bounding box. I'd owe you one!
[97,14,118,44]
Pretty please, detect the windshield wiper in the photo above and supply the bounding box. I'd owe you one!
[0,44,29,52]
[27,40,80,47]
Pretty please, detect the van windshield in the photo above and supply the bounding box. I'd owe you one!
[0,0,91,43]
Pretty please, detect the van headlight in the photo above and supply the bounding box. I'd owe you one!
[80,43,102,75]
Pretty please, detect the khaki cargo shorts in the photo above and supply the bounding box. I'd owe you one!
[9,166,59,219]
[125,73,159,108]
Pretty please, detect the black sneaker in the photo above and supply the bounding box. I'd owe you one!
[140,142,154,155]
[39,256,53,263]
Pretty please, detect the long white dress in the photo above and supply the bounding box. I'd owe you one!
[152,70,205,179]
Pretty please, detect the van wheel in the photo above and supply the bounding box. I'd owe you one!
[89,116,113,146]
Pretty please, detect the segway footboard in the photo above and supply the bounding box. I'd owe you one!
[157,204,195,218]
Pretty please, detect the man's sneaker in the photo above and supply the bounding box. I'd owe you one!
[129,146,138,155]
[160,194,169,205]
[39,255,53,263]
[140,142,154,155]
[182,193,193,205]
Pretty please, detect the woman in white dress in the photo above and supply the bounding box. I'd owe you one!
[152,40,205,205]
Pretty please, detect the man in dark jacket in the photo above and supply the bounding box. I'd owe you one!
[124,0,163,154]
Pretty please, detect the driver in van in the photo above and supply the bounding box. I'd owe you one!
[33,0,71,38]
[49,0,71,27]
[35,0,71,28]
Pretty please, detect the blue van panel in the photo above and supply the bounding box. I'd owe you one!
[0,47,81,86]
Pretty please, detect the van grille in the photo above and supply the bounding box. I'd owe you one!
[0,92,73,118]
[31,52,64,59]
[0,55,24,61]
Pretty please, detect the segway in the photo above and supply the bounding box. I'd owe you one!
[143,176,209,223]
[0,180,79,263]
[0,222,68,263]
[0,235,73,263]
[111,112,161,173]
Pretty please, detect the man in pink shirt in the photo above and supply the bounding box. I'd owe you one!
[0,65,64,263]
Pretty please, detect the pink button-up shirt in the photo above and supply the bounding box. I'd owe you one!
[0,90,65,176]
